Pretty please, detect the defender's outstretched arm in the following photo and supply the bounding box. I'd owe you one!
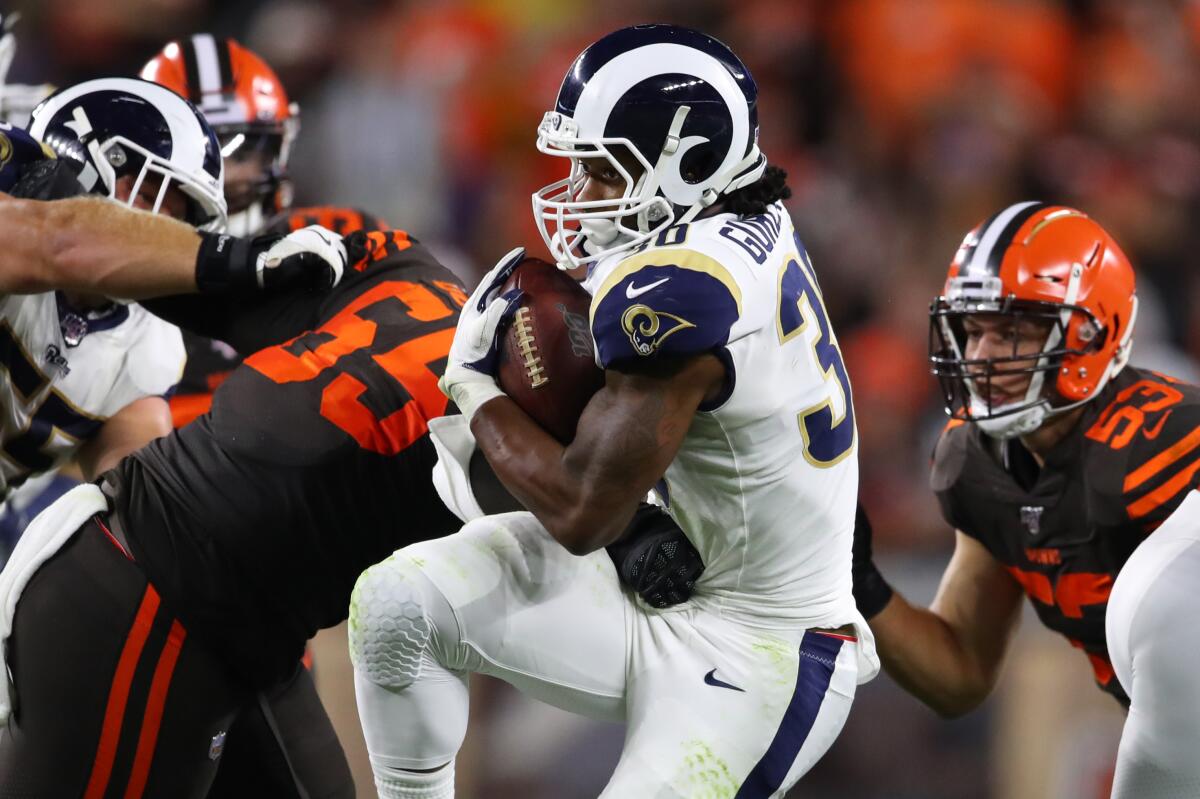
[0,195,349,302]
[0,195,201,298]
[866,531,1024,717]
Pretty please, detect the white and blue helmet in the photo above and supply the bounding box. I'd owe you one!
[28,77,226,231]
[533,24,766,269]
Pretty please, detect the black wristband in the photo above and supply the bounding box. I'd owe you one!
[194,232,257,294]
[853,564,894,620]
[851,501,894,620]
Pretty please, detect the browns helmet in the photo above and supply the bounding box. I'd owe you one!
[929,202,1138,438]
[141,34,298,235]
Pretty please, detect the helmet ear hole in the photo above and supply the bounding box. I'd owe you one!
[680,145,717,184]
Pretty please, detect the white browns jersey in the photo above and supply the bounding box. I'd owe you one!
[0,292,184,497]
[585,202,865,636]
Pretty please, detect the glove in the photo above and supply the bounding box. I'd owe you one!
[194,224,354,294]
[9,156,87,201]
[437,247,526,421]
[852,501,894,619]
[607,504,705,608]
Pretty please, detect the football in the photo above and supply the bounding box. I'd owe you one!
[497,257,604,443]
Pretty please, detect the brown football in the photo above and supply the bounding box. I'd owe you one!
[497,257,604,443]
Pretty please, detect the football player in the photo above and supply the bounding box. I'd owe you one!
[0,74,371,795]
[348,24,879,798]
[0,76,227,560]
[0,80,696,799]
[853,202,1200,798]
[139,34,297,240]
[141,36,444,795]
[140,35,395,428]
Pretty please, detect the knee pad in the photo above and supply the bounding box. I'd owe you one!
[349,554,433,689]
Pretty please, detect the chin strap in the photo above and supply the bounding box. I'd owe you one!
[973,401,1049,440]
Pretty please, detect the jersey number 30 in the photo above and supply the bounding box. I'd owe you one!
[777,234,856,467]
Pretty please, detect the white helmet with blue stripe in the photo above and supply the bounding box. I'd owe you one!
[28,77,226,231]
[533,24,766,269]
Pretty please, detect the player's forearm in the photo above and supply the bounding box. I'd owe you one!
[0,196,200,298]
[51,197,201,298]
[471,397,637,554]
[869,593,1000,718]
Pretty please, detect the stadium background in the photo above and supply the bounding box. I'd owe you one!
[5,0,1199,796]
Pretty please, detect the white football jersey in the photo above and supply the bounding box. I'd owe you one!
[0,292,184,497]
[585,203,865,635]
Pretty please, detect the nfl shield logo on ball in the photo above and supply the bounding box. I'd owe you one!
[209,730,227,760]
[1020,506,1044,536]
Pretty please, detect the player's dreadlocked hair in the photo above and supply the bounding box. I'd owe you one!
[725,165,792,218]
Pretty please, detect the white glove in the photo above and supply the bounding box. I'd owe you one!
[257,225,348,290]
[438,247,526,420]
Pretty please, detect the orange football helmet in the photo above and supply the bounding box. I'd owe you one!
[929,202,1138,438]
[141,34,299,235]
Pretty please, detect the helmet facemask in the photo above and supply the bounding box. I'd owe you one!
[218,123,293,235]
[84,131,225,231]
[533,112,673,270]
[929,265,1128,439]
[533,105,766,271]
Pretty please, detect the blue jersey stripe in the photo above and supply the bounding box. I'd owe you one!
[734,631,844,798]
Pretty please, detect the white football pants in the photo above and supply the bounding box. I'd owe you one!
[1108,490,1200,798]
[350,512,861,798]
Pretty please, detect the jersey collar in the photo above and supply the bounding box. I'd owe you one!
[55,292,131,347]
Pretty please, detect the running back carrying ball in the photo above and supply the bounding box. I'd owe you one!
[497,257,603,442]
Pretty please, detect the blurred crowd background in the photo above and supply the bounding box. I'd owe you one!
[6,0,1200,796]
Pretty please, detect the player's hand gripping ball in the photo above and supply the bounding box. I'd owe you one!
[439,247,528,420]
[496,257,604,443]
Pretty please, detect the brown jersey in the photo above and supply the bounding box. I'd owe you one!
[931,366,1200,704]
[168,206,394,428]
[108,229,468,687]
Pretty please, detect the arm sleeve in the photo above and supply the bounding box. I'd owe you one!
[142,291,323,355]
[589,249,741,369]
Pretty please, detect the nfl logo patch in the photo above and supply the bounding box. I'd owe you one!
[1020,506,1044,536]
[60,312,88,348]
[209,730,227,761]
